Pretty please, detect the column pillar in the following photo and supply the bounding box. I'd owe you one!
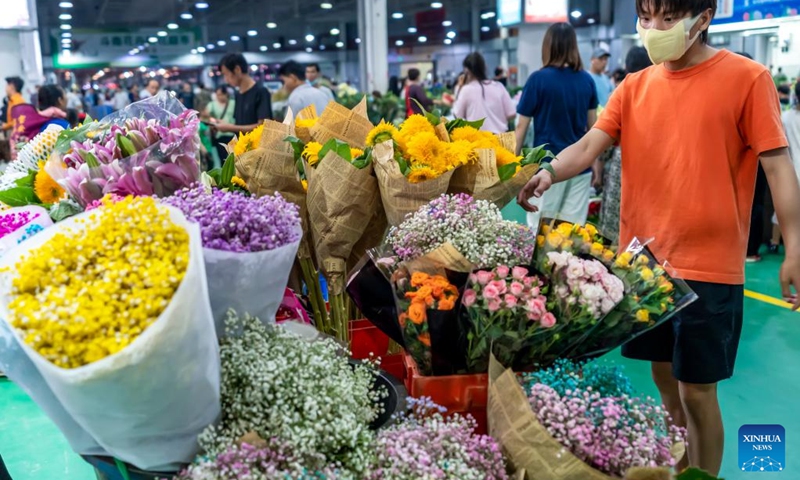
[516,23,549,81]
[470,0,481,51]
[0,0,44,101]
[337,21,347,82]
[357,0,388,93]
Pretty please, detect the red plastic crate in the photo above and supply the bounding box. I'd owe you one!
[349,320,404,380]
[402,354,489,434]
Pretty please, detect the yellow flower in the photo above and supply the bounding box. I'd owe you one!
[406,132,449,173]
[366,120,399,146]
[445,140,476,169]
[231,176,248,190]
[350,148,365,160]
[407,165,439,183]
[541,225,551,235]
[635,254,650,266]
[303,141,323,167]
[450,126,497,148]
[635,309,651,323]
[639,267,655,282]
[546,231,563,248]
[296,117,318,129]
[602,249,615,262]
[233,124,265,156]
[556,222,575,237]
[537,235,545,247]
[301,179,308,192]
[495,147,521,167]
[590,242,604,256]
[659,279,674,294]
[615,251,634,268]
[398,114,435,150]
[33,161,64,204]
[585,224,599,237]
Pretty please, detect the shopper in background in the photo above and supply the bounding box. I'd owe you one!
[305,63,335,100]
[112,86,130,111]
[205,86,237,165]
[518,0,800,474]
[494,67,508,86]
[515,22,598,229]
[140,79,160,99]
[195,84,212,114]
[36,85,69,132]
[452,52,516,134]
[128,84,140,104]
[611,68,627,87]
[279,60,331,116]
[178,82,195,109]
[2,76,24,132]
[589,47,614,107]
[65,86,83,113]
[214,53,272,134]
[778,84,791,111]
[404,68,432,116]
[768,80,800,256]
[597,46,652,243]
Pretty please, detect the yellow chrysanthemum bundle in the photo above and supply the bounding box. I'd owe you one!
[296,117,318,129]
[233,124,265,156]
[9,196,189,368]
[451,126,522,168]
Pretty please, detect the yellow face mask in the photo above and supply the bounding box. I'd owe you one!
[636,14,703,65]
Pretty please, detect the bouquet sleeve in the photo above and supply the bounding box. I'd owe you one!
[310,97,373,149]
[295,105,318,144]
[346,247,405,346]
[0,206,220,471]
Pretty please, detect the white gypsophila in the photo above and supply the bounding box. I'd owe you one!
[0,124,63,190]
[199,312,384,478]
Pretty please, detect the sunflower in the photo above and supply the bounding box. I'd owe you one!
[296,117,318,129]
[451,126,498,149]
[231,176,248,190]
[495,146,522,167]
[301,179,308,192]
[407,165,439,184]
[398,114,436,148]
[233,124,265,156]
[366,120,399,146]
[34,162,65,204]
[445,140,477,169]
[302,142,324,167]
[406,132,448,172]
[350,148,365,160]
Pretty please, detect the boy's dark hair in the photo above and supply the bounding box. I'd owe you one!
[542,23,583,71]
[306,63,321,72]
[407,68,421,81]
[636,0,716,43]
[5,76,23,93]
[219,53,249,74]
[38,85,65,110]
[278,61,306,80]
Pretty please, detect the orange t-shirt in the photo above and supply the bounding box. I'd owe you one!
[595,50,787,285]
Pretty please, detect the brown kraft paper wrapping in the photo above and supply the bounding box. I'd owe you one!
[487,354,613,480]
[295,105,319,144]
[310,97,373,149]
[307,150,380,294]
[348,204,388,270]
[373,140,455,227]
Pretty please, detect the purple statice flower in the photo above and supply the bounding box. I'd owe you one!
[368,397,508,480]
[162,184,301,253]
[0,210,40,239]
[387,193,535,268]
[528,383,686,477]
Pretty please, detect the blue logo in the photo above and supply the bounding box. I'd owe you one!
[739,425,785,472]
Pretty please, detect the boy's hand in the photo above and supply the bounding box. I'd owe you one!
[517,171,553,212]
[780,255,800,310]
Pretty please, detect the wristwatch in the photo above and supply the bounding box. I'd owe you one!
[537,162,557,182]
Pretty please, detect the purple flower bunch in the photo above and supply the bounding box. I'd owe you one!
[0,210,39,239]
[162,185,301,253]
[55,110,201,207]
[387,194,535,268]
[368,397,508,480]
[175,439,338,480]
[528,383,686,477]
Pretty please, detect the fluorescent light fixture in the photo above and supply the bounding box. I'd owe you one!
[444,38,452,44]
[180,12,193,19]
[481,25,490,32]
[197,46,206,52]
[59,2,73,7]
[395,39,404,46]
[217,40,226,46]
[442,20,452,26]
[355,37,361,43]
[330,27,340,35]
[59,13,72,20]
[266,22,277,28]
[408,26,417,33]
[306,47,313,52]
[231,35,241,41]
[60,24,72,30]
[148,37,158,43]
[431,2,443,8]
[259,45,268,51]
[305,34,315,42]
[61,32,72,37]
[273,42,281,48]
[191,48,198,54]
[336,41,344,47]
[167,22,179,29]
[446,30,456,38]
[157,31,168,37]
[195,2,209,8]
[250,65,258,72]
[247,29,257,36]
[587,18,596,24]
[570,10,582,19]
[480,11,495,19]
[319,45,326,50]
[139,66,148,72]
[320,2,333,8]
[392,12,403,19]
[288,39,298,45]
[418,35,427,42]
[206,43,215,49]
[61,38,71,44]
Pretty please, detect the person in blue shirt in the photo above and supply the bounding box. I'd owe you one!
[514,22,598,230]
[589,47,614,107]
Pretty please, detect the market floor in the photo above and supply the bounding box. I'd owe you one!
[1,212,799,479]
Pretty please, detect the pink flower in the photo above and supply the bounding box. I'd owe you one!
[487,299,502,312]
[504,294,518,308]
[488,280,507,295]
[509,281,525,297]
[512,266,528,281]
[527,296,546,316]
[463,289,477,307]
[529,286,540,297]
[476,270,494,285]
[483,284,500,300]
[541,312,557,328]
[527,311,541,322]
[495,265,510,279]
[469,273,478,284]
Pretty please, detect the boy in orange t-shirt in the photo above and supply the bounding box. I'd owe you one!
[518,0,800,475]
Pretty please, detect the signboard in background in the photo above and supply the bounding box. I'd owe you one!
[498,0,523,26]
[714,0,800,24]
[0,0,31,29]
[525,0,568,23]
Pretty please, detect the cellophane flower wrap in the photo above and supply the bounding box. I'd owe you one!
[462,265,557,373]
[47,92,201,208]
[368,397,508,480]
[0,196,219,470]
[535,220,616,270]
[162,185,302,331]
[0,206,53,255]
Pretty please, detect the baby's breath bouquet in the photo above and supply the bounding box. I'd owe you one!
[199,311,384,477]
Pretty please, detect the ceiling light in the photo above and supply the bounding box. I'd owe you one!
[148,37,158,43]
[266,22,277,28]
[191,48,198,54]
[355,37,361,43]
[247,29,258,36]
[139,66,148,72]
[320,45,326,50]
[320,2,333,9]
[129,49,137,55]
[288,39,298,45]
[197,46,206,53]
[570,10,582,19]
[217,40,226,46]
[167,22,179,29]
[273,42,281,48]
[206,43,215,49]
[60,24,72,30]
[231,35,241,41]
[180,12,193,19]
[195,2,209,8]
[442,20,452,26]
[446,30,456,38]
[250,65,258,72]
[330,28,340,35]
[260,45,268,51]
[158,31,168,37]
[306,47,313,52]
[59,1,73,7]
[588,18,596,24]
[418,35,427,42]
[408,26,417,33]
[305,34,315,42]
[61,32,72,38]
[481,26,490,32]
[59,13,72,20]
[395,39,404,46]
[444,38,452,44]
[481,11,495,19]
[431,2,443,8]
[392,12,403,19]
[336,41,344,47]
[61,38,71,44]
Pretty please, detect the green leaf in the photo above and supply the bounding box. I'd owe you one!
[0,186,39,207]
[318,138,352,163]
[295,158,306,180]
[520,144,555,167]
[284,135,305,162]
[207,167,222,185]
[498,162,519,182]
[15,170,37,188]
[676,468,722,480]
[351,148,373,169]
[84,152,100,168]
[397,156,409,176]
[116,133,138,158]
[220,153,236,185]
[446,118,485,133]
[49,200,83,222]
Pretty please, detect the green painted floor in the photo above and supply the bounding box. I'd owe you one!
[1,206,798,479]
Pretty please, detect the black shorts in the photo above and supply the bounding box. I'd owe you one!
[621,280,744,385]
